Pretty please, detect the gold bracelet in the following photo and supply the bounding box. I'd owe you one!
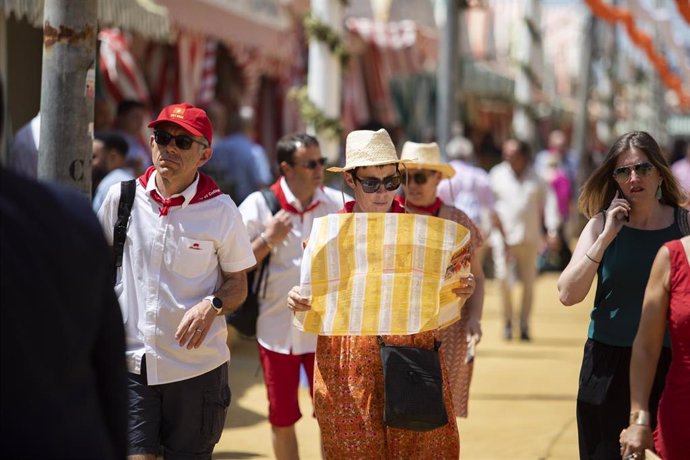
[629,410,650,426]
[259,232,274,250]
[585,253,601,264]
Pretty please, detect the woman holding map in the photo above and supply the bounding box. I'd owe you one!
[287,129,475,459]
[397,141,485,419]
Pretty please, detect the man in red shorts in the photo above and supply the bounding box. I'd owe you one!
[238,133,347,459]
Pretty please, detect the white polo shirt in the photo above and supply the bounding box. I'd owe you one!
[239,178,347,355]
[98,171,256,385]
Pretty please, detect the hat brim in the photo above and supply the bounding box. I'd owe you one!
[403,162,455,178]
[327,158,412,173]
[148,119,205,140]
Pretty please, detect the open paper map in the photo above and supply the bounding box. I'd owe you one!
[293,212,472,336]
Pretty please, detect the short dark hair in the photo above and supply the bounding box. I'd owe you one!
[116,100,146,118]
[515,139,532,159]
[276,133,320,166]
[94,131,129,158]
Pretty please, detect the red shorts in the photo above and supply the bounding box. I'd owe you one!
[258,343,315,427]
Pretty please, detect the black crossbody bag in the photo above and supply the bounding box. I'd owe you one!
[378,336,448,431]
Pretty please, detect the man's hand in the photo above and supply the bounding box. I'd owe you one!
[174,300,218,350]
[264,209,293,244]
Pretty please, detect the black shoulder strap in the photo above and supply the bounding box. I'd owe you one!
[676,206,690,237]
[113,179,136,268]
[255,188,281,297]
[260,188,281,215]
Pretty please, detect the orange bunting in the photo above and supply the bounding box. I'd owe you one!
[677,0,690,25]
[585,0,690,111]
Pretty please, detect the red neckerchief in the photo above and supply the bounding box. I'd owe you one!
[149,192,184,216]
[394,196,443,216]
[339,200,407,214]
[270,179,320,222]
[138,166,222,217]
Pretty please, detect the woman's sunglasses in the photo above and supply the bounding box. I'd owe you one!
[401,170,436,185]
[291,157,327,169]
[612,162,655,182]
[353,173,402,193]
[154,130,208,150]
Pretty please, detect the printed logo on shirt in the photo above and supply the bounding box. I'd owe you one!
[189,242,202,250]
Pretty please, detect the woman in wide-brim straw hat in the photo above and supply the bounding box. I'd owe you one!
[326,128,409,213]
[397,141,485,419]
[287,129,475,458]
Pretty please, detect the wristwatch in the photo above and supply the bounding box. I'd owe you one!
[204,295,223,315]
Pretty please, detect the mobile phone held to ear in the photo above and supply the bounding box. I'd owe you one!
[616,185,630,222]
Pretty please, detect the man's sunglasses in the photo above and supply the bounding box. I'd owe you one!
[612,162,655,182]
[353,173,402,193]
[291,157,327,169]
[401,170,436,185]
[153,130,208,150]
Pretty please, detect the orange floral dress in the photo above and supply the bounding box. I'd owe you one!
[314,333,459,459]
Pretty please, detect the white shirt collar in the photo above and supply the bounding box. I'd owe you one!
[145,170,200,209]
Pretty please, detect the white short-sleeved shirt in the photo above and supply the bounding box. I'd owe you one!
[489,162,560,247]
[239,178,347,355]
[98,171,256,385]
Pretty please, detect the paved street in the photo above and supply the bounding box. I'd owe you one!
[213,272,594,459]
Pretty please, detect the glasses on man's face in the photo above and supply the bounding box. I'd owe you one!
[292,157,327,170]
[612,162,655,182]
[401,170,436,185]
[154,130,208,150]
[353,173,402,193]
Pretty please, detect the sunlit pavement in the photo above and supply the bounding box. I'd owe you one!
[214,272,594,459]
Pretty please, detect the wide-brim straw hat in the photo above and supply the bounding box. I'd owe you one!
[327,129,410,172]
[400,141,456,178]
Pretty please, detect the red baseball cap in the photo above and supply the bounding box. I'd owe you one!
[148,103,213,145]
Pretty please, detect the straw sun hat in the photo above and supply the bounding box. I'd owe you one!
[400,141,455,178]
[327,129,409,172]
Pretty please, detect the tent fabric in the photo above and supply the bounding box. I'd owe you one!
[98,29,151,104]
[157,0,299,83]
[344,18,441,129]
[3,0,171,42]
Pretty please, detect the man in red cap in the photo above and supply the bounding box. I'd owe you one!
[97,103,256,459]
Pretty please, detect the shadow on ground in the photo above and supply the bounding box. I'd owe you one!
[470,392,576,401]
[225,331,267,429]
[213,451,263,459]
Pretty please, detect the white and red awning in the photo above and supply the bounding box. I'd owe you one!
[346,17,439,72]
[342,18,439,129]
[156,0,299,82]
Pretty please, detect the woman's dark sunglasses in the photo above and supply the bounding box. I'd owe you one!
[154,130,208,150]
[353,173,402,193]
[612,162,655,182]
[292,157,327,169]
[401,170,435,185]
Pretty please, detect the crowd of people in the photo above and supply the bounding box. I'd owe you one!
[2,98,689,460]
